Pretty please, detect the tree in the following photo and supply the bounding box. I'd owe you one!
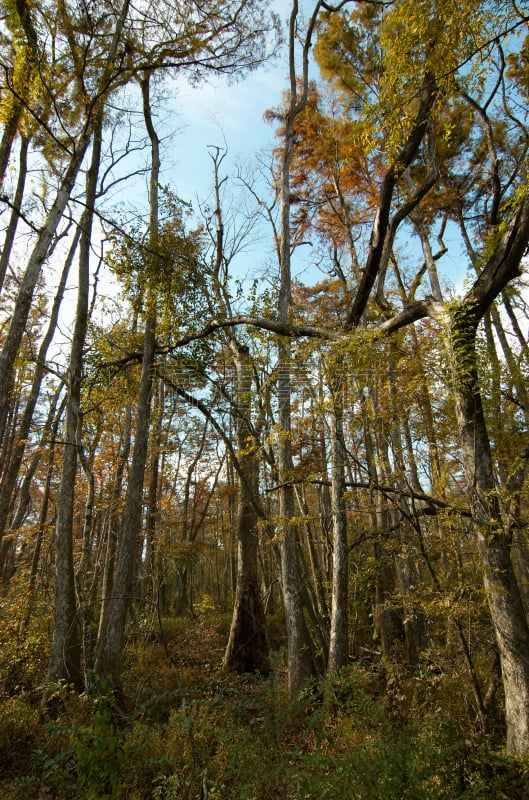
[279,0,529,751]
[201,148,269,675]
[48,111,103,687]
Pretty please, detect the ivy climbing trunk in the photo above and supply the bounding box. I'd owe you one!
[449,302,529,755]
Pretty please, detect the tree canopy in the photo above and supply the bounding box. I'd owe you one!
[2,1,529,795]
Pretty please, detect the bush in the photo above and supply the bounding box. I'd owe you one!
[0,696,40,776]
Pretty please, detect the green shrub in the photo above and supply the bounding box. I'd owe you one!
[73,698,125,800]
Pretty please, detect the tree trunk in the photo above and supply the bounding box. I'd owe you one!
[328,374,349,671]
[48,115,103,688]
[95,406,132,656]
[361,387,404,657]
[75,437,99,676]
[274,0,322,694]
[0,136,29,293]
[94,72,157,686]
[449,303,529,755]
[144,378,163,605]
[0,227,79,545]
[277,340,315,692]
[0,132,91,444]
[223,344,269,675]
[94,313,156,685]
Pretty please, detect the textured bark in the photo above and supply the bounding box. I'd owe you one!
[275,0,321,694]
[75,435,100,676]
[94,313,156,684]
[328,376,349,672]
[0,133,91,447]
[450,306,529,755]
[94,72,157,685]
[49,115,103,687]
[0,226,79,544]
[95,406,132,655]
[223,345,269,675]
[277,339,316,693]
[144,379,163,604]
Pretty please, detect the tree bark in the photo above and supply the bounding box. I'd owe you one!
[0,226,80,545]
[48,114,103,688]
[275,0,323,693]
[0,135,29,293]
[94,72,158,686]
[328,374,349,671]
[95,406,132,657]
[449,303,529,755]
[223,344,269,675]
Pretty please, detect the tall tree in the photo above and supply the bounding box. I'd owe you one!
[203,148,269,675]
[48,111,104,687]
[94,72,159,686]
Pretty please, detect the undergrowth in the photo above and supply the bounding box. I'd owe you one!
[0,613,527,799]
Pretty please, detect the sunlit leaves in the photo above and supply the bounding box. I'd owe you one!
[107,191,205,333]
[315,1,526,158]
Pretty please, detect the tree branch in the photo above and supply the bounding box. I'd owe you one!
[346,73,438,329]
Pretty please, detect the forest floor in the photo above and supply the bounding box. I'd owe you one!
[1,609,529,799]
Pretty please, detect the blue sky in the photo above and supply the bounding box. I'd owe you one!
[169,66,286,205]
[159,23,470,299]
[94,1,480,310]
[160,0,295,210]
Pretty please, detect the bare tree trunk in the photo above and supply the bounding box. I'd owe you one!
[223,344,269,675]
[95,407,132,655]
[0,226,80,545]
[75,436,99,677]
[48,115,103,688]
[328,374,349,671]
[94,72,158,686]
[203,149,269,674]
[144,378,163,605]
[0,136,29,293]
[275,0,324,693]
[94,314,155,685]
